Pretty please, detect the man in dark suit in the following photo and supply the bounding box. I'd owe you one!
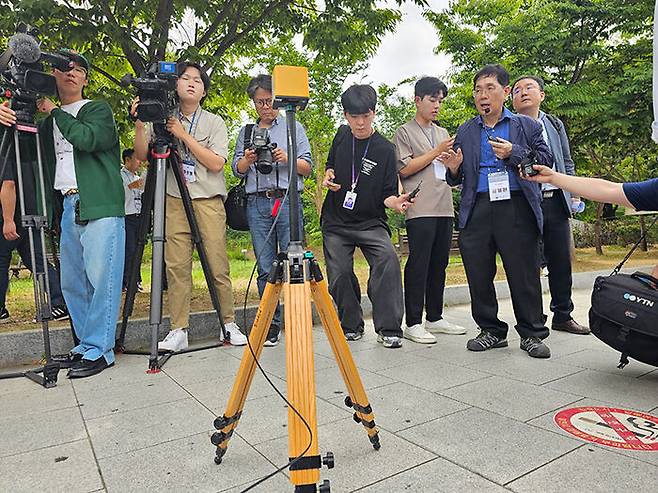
[512,75,589,335]
[441,64,553,358]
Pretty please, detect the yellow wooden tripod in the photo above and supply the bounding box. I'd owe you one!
[211,245,381,492]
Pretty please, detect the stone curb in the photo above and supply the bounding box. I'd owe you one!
[0,266,650,367]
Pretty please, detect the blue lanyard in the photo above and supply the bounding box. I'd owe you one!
[179,108,199,159]
[351,135,372,190]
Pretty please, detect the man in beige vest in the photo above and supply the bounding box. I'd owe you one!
[394,77,466,344]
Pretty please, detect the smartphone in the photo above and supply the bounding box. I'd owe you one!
[408,180,422,200]
[488,136,504,144]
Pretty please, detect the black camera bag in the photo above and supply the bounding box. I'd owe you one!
[588,216,658,368]
[225,178,249,231]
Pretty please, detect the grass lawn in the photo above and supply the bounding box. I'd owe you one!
[1,245,656,332]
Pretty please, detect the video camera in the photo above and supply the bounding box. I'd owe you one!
[121,62,178,123]
[249,126,278,174]
[518,149,539,177]
[1,23,75,121]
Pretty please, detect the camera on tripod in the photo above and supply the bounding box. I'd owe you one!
[1,23,74,121]
[121,62,178,123]
[249,127,278,174]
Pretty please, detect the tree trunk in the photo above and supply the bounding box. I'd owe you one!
[594,202,604,255]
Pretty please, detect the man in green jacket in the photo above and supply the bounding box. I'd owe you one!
[0,50,125,378]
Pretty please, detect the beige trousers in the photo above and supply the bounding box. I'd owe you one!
[165,195,235,329]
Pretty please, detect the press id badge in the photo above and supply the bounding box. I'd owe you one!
[343,191,357,210]
[182,158,196,183]
[488,171,511,201]
[433,159,446,181]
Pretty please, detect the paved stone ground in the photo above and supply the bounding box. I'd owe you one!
[1,288,657,493]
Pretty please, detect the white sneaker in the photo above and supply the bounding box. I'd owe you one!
[403,323,437,344]
[225,322,247,346]
[425,319,467,335]
[158,328,188,352]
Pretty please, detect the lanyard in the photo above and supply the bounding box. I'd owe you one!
[415,120,435,148]
[351,135,372,190]
[179,108,199,158]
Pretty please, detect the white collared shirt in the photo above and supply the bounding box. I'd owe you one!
[53,99,91,192]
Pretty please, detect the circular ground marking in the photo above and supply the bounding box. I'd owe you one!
[554,406,658,451]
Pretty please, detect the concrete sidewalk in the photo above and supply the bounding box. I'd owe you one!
[1,289,657,492]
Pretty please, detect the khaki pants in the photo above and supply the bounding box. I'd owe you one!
[165,195,235,329]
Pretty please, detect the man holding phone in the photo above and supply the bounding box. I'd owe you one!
[441,64,554,359]
[394,77,466,345]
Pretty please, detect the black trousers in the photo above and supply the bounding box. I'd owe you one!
[0,227,65,308]
[542,193,574,323]
[123,214,142,288]
[458,193,548,339]
[322,226,403,337]
[404,216,453,326]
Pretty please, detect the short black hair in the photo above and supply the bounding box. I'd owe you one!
[512,75,545,92]
[177,61,211,103]
[341,84,377,114]
[415,77,449,99]
[122,148,135,162]
[247,74,272,99]
[473,64,510,88]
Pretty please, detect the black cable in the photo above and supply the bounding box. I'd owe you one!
[231,169,314,493]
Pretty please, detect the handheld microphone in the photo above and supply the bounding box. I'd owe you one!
[8,32,41,64]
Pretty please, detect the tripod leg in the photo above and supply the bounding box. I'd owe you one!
[169,152,227,342]
[308,259,381,451]
[284,273,321,488]
[211,262,283,464]
[116,159,156,351]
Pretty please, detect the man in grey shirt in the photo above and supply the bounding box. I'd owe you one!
[232,74,312,346]
[394,77,466,344]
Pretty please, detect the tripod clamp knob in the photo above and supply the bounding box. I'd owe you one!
[322,451,335,469]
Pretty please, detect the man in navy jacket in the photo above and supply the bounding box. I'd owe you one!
[441,64,553,358]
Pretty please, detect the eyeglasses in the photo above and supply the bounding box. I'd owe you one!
[473,86,500,97]
[254,98,273,108]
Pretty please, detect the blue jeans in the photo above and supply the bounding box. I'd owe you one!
[59,195,125,364]
[246,194,303,329]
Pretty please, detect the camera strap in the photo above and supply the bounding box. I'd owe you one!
[351,134,372,192]
[178,107,199,160]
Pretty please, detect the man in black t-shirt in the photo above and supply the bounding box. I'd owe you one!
[0,142,68,322]
[321,85,413,348]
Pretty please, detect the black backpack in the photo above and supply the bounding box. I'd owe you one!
[589,216,658,368]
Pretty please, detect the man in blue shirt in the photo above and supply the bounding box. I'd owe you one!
[442,64,554,359]
[232,74,313,346]
[525,168,658,279]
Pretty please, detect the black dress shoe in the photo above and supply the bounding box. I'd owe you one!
[552,319,590,335]
[67,358,113,378]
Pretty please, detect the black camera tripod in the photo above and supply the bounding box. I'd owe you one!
[116,125,232,372]
[0,106,61,388]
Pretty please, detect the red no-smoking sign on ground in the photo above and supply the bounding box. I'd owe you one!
[554,406,658,451]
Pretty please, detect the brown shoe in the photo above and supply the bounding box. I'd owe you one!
[552,319,590,335]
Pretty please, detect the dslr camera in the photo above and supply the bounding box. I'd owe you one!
[122,61,178,123]
[249,127,278,174]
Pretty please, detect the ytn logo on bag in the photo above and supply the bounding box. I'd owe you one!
[623,292,655,307]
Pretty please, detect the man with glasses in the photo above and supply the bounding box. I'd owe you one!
[0,50,124,377]
[134,61,247,352]
[232,74,312,346]
[512,75,589,336]
[440,64,554,358]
